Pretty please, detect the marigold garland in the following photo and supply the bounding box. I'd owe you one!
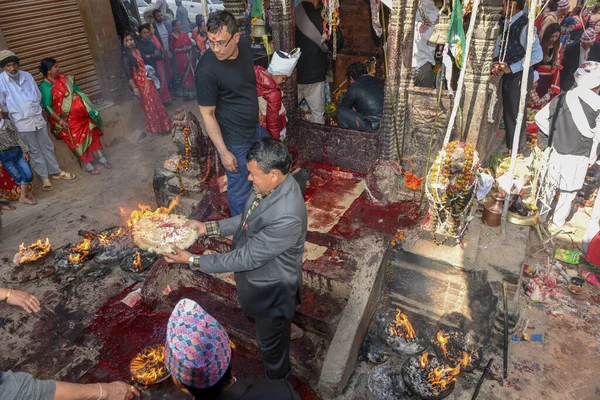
[175,127,213,196]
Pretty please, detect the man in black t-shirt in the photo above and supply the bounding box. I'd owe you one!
[196,11,265,216]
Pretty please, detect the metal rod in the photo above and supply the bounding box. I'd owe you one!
[500,0,539,233]
[503,281,509,379]
[442,0,482,146]
[471,358,494,400]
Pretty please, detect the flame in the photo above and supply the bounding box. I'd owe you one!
[436,330,450,358]
[98,228,124,245]
[130,345,167,385]
[459,351,471,368]
[388,308,416,340]
[68,237,91,264]
[427,363,461,394]
[17,238,51,263]
[132,251,142,271]
[420,353,429,369]
[122,197,179,228]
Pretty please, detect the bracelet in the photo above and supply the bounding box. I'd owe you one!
[97,383,102,400]
[2,288,12,302]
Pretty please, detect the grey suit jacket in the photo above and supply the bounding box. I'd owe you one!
[200,175,308,319]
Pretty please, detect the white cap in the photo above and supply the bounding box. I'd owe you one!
[267,48,302,77]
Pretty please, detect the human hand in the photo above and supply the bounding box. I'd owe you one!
[185,220,207,236]
[133,88,141,97]
[102,381,140,400]
[58,117,69,127]
[23,152,30,162]
[164,246,193,264]
[220,149,238,173]
[6,289,41,313]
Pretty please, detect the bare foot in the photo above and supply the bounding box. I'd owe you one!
[19,197,37,205]
[0,203,15,211]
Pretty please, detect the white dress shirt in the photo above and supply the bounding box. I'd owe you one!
[493,10,543,73]
[0,71,46,132]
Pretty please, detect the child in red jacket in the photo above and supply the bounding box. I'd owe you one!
[255,49,301,140]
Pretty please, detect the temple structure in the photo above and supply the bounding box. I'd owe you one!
[223,0,505,176]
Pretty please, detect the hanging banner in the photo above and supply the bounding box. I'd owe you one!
[446,0,466,67]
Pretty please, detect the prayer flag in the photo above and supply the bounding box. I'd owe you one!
[446,0,466,67]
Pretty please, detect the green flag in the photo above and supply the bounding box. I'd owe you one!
[251,0,263,19]
[447,0,466,68]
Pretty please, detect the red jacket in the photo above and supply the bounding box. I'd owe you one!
[255,66,286,139]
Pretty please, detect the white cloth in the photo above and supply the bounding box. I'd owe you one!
[493,10,543,73]
[476,173,494,200]
[0,71,46,132]
[412,0,438,69]
[268,49,302,77]
[553,190,578,227]
[547,151,589,191]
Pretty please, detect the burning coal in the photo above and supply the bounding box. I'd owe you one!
[14,238,51,264]
[389,308,416,340]
[433,329,482,372]
[68,237,92,264]
[120,197,179,228]
[402,353,458,399]
[97,227,125,245]
[130,344,169,385]
[132,251,142,271]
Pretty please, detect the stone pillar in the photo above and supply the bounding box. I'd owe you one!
[271,0,297,118]
[460,0,503,161]
[379,0,419,161]
[223,0,248,36]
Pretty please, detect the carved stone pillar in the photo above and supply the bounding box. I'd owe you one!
[460,0,503,161]
[379,0,419,161]
[223,0,248,36]
[271,0,297,117]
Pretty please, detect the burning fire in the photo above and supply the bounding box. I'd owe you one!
[420,352,429,369]
[17,238,51,263]
[98,228,124,245]
[388,308,416,340]
[130,345,168,385]
[427,364,461,393]
[68,237,91,264]
[120,197,179,228]
[436,330,476,367]
[132,251,142,271]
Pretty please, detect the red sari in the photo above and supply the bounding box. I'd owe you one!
[129,49,172,134]
[40,75,104,163]
[0,165,23,200]
[152,34,173,103]
[169,32,195,100]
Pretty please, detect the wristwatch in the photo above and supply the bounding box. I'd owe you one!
[188,255,196,269]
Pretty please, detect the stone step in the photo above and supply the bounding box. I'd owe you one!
[166,284,328,385]
[184,267,345,341]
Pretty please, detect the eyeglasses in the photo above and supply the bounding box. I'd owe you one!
[207,35,234,49]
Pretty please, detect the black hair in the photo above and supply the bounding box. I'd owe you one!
[182,364,233,399]
[541,22,561,45]
[39,57,57,77]
[246,138,292,175]
[346,62,368,81]
[172,19,181,29]
[196,14,205,27]
[545,0,558,12]
[152,9,163,18]
[207,10,239,35]
[514,0,526,11]
[593,3,600,14]
[122,32,139,72]
[572,6,582,15]
[138,23,151,35]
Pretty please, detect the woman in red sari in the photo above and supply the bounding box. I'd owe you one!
[169,20,196,101]
[39,58,110,175]
[149,23,173,103]
[122,33,172,135]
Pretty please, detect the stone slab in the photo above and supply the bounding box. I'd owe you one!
[317,235,388,399]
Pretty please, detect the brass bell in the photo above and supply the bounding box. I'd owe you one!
[428,3,450,45]
[251,18,266,38]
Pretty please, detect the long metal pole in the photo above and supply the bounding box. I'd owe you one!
[442,0,482,146]
[500,0,538,232]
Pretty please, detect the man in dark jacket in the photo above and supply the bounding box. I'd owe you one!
[166,138,308,381]
[336,62,384,132]
[561,28,600,91]
[295,0,343,124]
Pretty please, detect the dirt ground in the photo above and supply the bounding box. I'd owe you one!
[0,103,177,380]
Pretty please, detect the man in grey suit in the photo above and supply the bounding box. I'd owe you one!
[165,138,308,380]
